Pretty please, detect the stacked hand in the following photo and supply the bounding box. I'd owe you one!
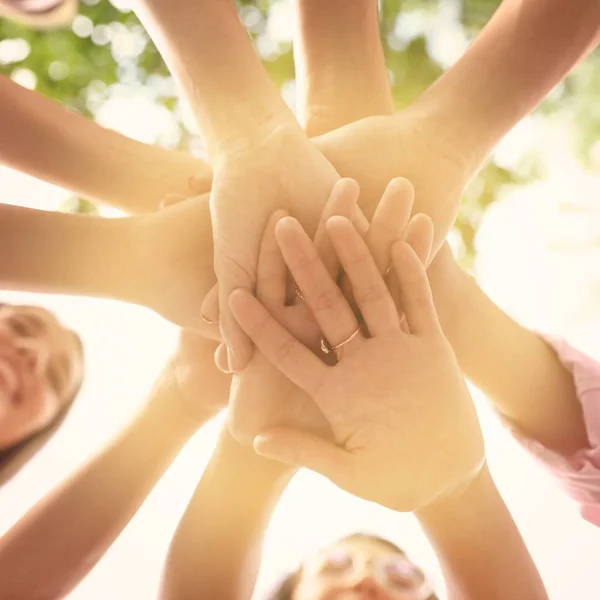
[208,122,340,372]
[227,177,433,447]
[229,208,485,512]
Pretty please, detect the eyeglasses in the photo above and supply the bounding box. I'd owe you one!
[313,549,433,596]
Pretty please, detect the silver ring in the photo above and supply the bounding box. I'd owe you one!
[320,325,362,355]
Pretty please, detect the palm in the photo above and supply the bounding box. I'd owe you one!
[314,334,482,510]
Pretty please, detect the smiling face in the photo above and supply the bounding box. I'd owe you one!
[0,0,66,14]
[0,304,83,451]
[292,536,434,600]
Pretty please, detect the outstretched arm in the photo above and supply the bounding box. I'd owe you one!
[415,0,600,167]
[417,466,548,600]
[0,75,211,214]
[160,428,294,600]
[0,337,227,600]
[292,0,392,137]
[428,245,588,457]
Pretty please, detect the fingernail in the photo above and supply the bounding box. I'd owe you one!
[200,311,215,325]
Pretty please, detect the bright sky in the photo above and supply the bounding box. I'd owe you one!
[1,3,600,599]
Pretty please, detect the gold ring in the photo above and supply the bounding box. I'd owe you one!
[293,283,305,301]
[320,325,362,355]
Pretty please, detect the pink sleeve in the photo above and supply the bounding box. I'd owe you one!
[502,336,600,528]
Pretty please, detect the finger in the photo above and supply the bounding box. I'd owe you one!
[200,283,220,324]
[160,192,187,209]
[312,178,360,279]
[403,213,434,265]
[214,343,230,373]
[229,289,327,397]
[217,276,254,373]
[386,214,434,319]
[275,217,360,352]
[391,241,440,336]
[254,427,349,478]
[364,178,414,274]
[188,170,213,196]
[326,216,399,336]
[257,209,289,309]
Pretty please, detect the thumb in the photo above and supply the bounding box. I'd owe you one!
[254,428,348,477]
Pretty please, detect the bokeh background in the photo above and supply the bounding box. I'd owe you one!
[0,0,599,598]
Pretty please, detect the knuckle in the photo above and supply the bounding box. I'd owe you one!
[355,282,388,305]
[274,335,299,365]
[311,285,343,313]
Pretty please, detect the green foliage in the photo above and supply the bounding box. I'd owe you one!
[0,0,598,260]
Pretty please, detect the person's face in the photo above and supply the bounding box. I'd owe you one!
[0,1,65,14]
[293,538,433,600]
[0,305,83,450]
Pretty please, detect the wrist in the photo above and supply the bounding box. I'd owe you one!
[397,99,488,175]
[415,461,490,523]
[145,362,213,441]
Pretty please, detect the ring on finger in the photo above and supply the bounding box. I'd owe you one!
[320,325,362,355]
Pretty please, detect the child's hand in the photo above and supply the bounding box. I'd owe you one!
[230,216,484,512]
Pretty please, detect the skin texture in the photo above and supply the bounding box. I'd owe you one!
[0,304,82,451]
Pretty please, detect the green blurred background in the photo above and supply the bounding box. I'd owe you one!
[1,0,598,262]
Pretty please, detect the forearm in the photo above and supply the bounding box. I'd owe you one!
[413,0,600,168]
[0,366,203,600]
[0,76,211,213]
[136,0,297,158]
[416,465,548,600]
[429,246,587,455]
[293,0,392,136]
[160,428,295,600]
[0,204,137,300]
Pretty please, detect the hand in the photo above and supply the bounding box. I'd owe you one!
[128,194,219,339]
[149,331,230,431]
[229,216,485,512]
[208,122,339,372]
[172,331,231,423]
[227,178,432,446]
[313,105,476,256]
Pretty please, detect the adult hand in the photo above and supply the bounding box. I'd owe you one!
[229,215,484,512]
[208,123,339,373]
[227,178,434,448]
[127,194,219,339]
[313,105,477,256]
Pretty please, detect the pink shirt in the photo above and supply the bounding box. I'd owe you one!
[505,337,600,528]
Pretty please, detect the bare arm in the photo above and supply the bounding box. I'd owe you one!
[414,0,600,167]
[292,0,392,137]
[135,0,297,159]
[160,428,294,600]
[0,359,214,600]
[0,204,139,301]
[293,12,550,599]
[428,245,588,456]
[416,466,548,600]
[0,75,212,214]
